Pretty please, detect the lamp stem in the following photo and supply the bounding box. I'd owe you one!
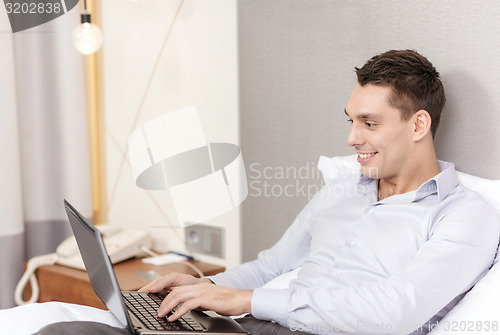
[82,0,106,224]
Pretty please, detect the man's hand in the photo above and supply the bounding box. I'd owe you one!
[138,272,205,293]
[138,272,253,321]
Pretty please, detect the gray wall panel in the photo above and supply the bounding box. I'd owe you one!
[239,0,500,261]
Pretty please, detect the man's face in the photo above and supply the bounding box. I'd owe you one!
[345,83,415,181]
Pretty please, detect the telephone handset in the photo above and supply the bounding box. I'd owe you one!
[14,225,152,305]
[54,225,151,270]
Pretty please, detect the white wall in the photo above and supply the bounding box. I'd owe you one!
[102,0,240,268]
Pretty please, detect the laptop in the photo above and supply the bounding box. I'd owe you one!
[63,199,248,335]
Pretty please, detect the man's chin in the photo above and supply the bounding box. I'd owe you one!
[360,166,380,179]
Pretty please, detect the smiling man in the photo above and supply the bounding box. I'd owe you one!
[345,56,443,201]
[139,50,500,335]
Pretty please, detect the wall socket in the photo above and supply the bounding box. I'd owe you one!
[185,224,225,258]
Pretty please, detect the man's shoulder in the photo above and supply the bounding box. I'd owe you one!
[443,183,500,225]
[451,182,495,205]
[429,183,500,253]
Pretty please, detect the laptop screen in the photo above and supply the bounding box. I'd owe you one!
[64,200,133,333]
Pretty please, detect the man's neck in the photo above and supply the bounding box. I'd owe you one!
[377,153,441,201]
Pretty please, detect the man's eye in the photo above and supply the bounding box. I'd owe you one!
[347,119,353,124]
[365,122,375,127]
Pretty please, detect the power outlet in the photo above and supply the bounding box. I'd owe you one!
[185,224,225,258]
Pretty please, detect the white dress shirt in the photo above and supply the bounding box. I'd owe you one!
[209,160,500,334]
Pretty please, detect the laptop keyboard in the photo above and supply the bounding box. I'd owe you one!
[122,291,204,332]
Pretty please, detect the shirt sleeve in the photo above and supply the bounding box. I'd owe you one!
[207,186,330,290]
[251,200,500,334]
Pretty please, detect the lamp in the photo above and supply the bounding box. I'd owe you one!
[73,0,103,55]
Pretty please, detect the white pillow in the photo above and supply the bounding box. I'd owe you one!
[455,171,500,217]
[427,261,500,334]
[317,155,361,182]
[455,171,500,264]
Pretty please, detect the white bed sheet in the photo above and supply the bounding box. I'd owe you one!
[0,301,124,334]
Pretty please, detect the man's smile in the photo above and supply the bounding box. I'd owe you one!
[357,151,378,164]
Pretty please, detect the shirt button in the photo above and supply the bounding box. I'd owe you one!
[368,208,375,214]
[335,270,343,276]
[349,240,357,247]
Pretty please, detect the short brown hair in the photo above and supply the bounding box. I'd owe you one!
[355,49,446,137]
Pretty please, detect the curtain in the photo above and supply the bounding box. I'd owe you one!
[0,9,92,308]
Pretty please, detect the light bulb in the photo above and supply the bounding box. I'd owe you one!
[73,13,103,55]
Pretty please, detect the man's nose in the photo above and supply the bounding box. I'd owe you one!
[346,123,362,147]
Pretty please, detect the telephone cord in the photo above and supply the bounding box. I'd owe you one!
[14,253,59,306]
[180,261,204,278]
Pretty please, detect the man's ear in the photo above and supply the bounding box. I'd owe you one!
[412,110,432,141]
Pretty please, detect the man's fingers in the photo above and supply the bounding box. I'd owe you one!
[138,278,167,293]
[167,300,199,322]
[152,281,253,322]
[157,286,192,317]
[138,272,200,293]
[157,298,177,318]
[137,282,154,292]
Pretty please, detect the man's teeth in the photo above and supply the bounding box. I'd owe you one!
[359,153,376,159]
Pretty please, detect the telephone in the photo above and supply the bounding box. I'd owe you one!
[14,225,152,306]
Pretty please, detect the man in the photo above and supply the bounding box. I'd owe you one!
[139,50,500,334]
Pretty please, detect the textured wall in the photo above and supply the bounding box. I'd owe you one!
[239,0,500,261]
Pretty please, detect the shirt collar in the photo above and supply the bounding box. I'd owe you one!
[419,160,460,202]
[357,160,459,203]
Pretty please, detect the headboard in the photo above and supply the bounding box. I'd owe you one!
[238,0,500,261]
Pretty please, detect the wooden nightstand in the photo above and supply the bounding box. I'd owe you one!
[27,258,225,309]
